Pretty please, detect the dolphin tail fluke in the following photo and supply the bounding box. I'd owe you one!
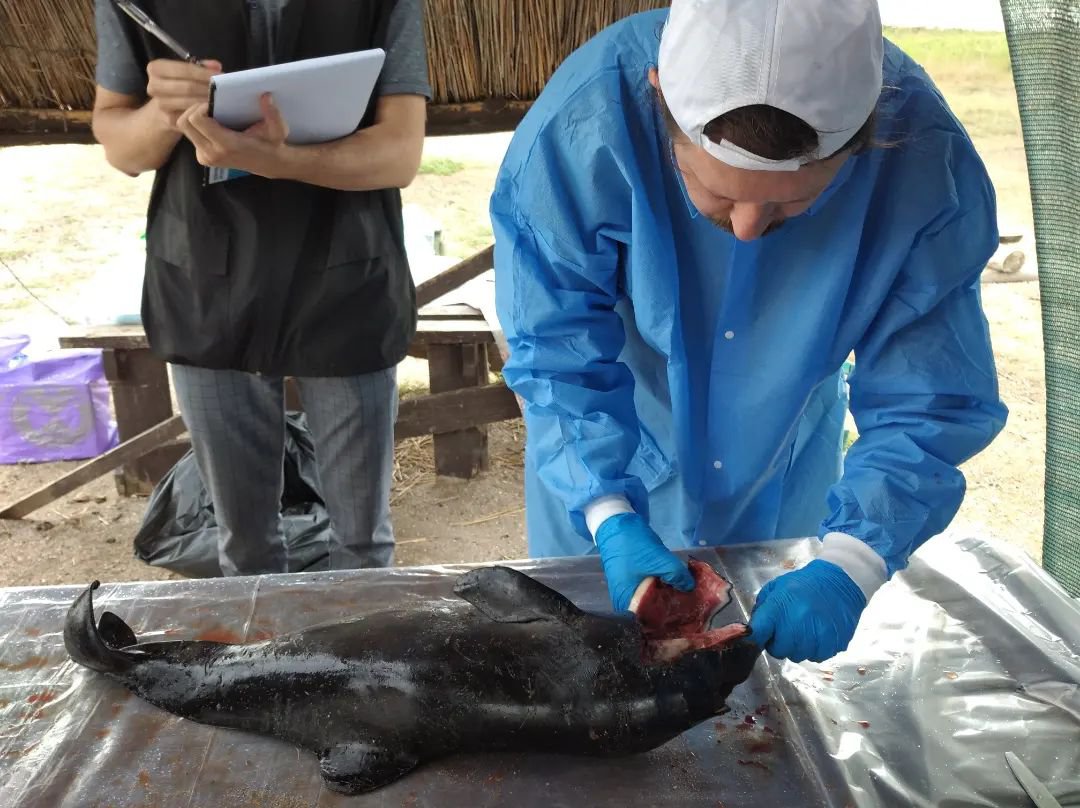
[64,581,141,675]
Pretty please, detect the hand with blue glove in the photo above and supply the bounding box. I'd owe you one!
[594,513,695,612]
[748,559,867,663]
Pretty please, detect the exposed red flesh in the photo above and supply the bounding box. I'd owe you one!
[629,559,750,665]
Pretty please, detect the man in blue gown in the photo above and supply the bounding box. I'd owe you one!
[490,0,1008,662]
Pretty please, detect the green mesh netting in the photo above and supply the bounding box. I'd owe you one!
[1000,0,1080,596]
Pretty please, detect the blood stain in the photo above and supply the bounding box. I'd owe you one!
[195,627,245,644]
[95,728,110,739]
[137,770,151,788]
[754,705,770,716]
[747,741,773,754]
[743,715,756,726]
[25,628,42,637]
[857,721,871,729]
[762,726,776,735]
[27,691,57,705]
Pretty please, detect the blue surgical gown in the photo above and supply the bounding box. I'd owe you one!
[489,10,1008,577]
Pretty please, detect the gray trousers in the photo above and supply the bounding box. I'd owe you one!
[170,364,398,577]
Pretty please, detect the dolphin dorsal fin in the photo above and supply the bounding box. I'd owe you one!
[453,566,584,625]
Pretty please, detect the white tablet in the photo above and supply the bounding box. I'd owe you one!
[208,48,386,145]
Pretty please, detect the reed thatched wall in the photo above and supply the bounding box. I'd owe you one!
[424,0,665,103]
[0,0,667,142]
[0,0,97,111]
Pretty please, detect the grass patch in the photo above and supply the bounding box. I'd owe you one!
[398,376,431,400]
[886,28,1013,74]
[954,101,1025,139]
[0,250,35,314]
[453,221,495,255]
[885,28,1014,93]
[0,248,29,264]
[418,157,465,177]
[0,296,35,317]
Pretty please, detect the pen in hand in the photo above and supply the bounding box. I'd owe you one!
[112,0,202,64]
[145,59,223,131]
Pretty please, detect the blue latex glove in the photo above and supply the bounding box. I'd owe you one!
[594,513,694,612]
[748,559,866,663]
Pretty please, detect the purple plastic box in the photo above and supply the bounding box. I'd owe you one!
[0,335,119,464]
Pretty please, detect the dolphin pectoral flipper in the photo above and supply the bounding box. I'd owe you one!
[453,565,585,624]
[318,741,419,795]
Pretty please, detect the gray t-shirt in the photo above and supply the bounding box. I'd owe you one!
[94,0,432,100]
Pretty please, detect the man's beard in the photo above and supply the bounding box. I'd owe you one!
[709,216,786,238]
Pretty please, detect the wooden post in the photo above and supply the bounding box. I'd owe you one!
[0,416,188,520]
[427,343,490,478]
[394,383,519,440]
[414,246,494,308]
[284,377,303,411]
[102,349,186,496]
[425,100,532,137]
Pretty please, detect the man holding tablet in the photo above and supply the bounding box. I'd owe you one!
[91,0,431,576]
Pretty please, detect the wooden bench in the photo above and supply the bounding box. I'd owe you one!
[0,246,520,519]
[55,304,518,497]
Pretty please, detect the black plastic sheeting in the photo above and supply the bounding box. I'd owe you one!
[133,413,334,577]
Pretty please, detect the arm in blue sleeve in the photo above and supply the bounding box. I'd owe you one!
[823,198,1009,577]
[491,196,648,540]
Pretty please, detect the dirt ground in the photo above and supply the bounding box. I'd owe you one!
[0,420,527,588]
[0,29,1047,588]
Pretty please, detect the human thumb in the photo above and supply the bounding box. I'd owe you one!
[607,574,637,613]
[659,562,695,593]
[748,595,779,648]
[260,93,289,141]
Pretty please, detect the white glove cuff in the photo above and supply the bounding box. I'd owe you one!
[583,495,635,539]
[820,532,888,603]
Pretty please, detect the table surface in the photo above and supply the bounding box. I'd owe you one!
[1,535,1078,808]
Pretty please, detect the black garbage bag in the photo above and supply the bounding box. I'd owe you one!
[133,412,335,577]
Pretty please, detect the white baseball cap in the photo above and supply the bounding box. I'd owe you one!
[657,0,884,172]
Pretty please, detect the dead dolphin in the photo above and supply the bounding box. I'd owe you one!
[64,564,759,795]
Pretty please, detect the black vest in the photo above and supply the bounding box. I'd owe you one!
[124,0,416,376]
